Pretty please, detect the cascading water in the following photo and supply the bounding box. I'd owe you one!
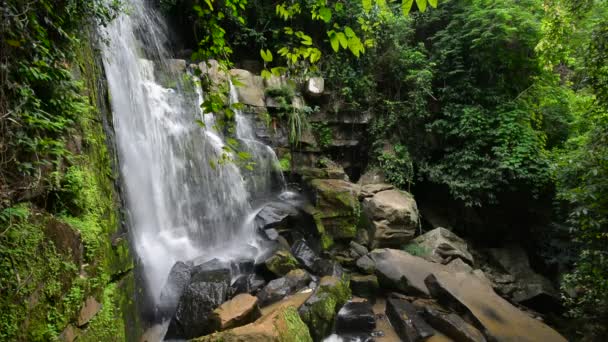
[101,0,284,309]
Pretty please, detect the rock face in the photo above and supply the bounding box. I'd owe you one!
[309,179,361,244]
[425,271,567,342]
[350,274,379,298]
[299,276,351,341]
[159,261,192,317]
[77,297,102,327]
[417,300,486,342]
[229,69,265,107]
[307,77,325,96]
[386,297,435,342]
[370,248,444,296]
[210,293,261,331]
[409,227,474,265]
[168,280,229,339]
[362,189,419,248]
[255,201,300,232]
[335,301,376,335]
[291,239,320,271]
[485,247,560,310]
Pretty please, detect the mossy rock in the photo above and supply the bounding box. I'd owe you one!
[193,306,312,342]
[265,250,299,276]
[298,276,351,341]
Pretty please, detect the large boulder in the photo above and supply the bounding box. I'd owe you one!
[255,201,300,232]
[194,305,312,342]
[414,299,486,342]
[362,189,419,249]
[158,261,192,318]
[291,239,320,271]
[309,179,361,243]
[370,248,444,296]
[386,297,435,342]
[298,276,351,341]
[210,293,261,331]
[350,274,379,299]
[408,227,474,265]
[167,281,229,339]
[229,69,265,107]
[425,271,567,342]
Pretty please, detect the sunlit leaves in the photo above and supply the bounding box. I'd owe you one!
[402,0,414,15]
[260,49,273,63]
[416,0,427,13]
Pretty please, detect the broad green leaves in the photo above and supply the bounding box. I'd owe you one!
[260,49,273,63]
[328,27,365,57]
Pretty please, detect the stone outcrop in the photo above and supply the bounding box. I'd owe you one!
[409,227,474,265]
[257,269,312,306]
[159,261,192,317]
[264,249,299,277]
[229,69,265,107]
[362,189,420,248]
[386,296,435,342]
[425,271,567,342]
[335,301,376,336]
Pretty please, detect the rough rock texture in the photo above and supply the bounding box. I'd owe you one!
[486,247,560,310]
[307,77,325,96]
[159,261,192,317]
[257,269,312,306]
[425,271,567,342]
[229,69,265,107]
[194,305,312,342]
[370,248,444,296]
[410,228,474,265]
[168,281,229,339]
[210,293,261,331]
[358,183,394,199]
[350,274,379,298]
[335,301,376,335]
[418,300,486,342]
[362,190,419,248]
[291,239,320,271]
[309,179,361,242]
[265,249,299,277]
[386,297,435,342]
[312,258,345,278]
[355,255,376,275]
[255,202,300,231]
[298,276,351,341]
[77,297,102,327]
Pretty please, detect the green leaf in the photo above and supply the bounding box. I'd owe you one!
[335,3,344,12]
[318,7,332,23]
[204,0,214,10]
[344,26,356,38]
[416,0,427,12]
[328,31,339,52]
[6,39,21,47]
[362,0,372,13]
[337,32,348,48]
[260,49,273,62]
[428,0,437,8]
[402,0,414,15]
[261,69,272,79]
[301,34,313,46]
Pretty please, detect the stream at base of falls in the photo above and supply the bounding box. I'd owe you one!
[100,0,285,337]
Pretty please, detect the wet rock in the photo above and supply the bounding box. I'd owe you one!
[158,261,192,317]
[198,59,227,87]
[291,239,320,271]
[312,258,345,278]
[298,276,351,341]
[264,228,280,241]
[424,271,567,342]
[362,190,419,249]
[370,248,444,296]
[229,274,250,297]
[210,293,261,331]
[418,301,486,342]
[350,274,379,298]
[309,179,360,241]
[335,301,376,335]
[257,269,311,306]
[265,249,299,276]
[247,274,267,294]
[349,241,369,257]
[167,280,229,339]
[355,255,376,275]
[255,201,300,231]
[409,227,474,265]
[386,297,435,342]
[191,259,231,286]
[230,258,255,275]
[229,69,265,107]
[77,296,102,327]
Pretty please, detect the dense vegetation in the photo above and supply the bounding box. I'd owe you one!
[160,0,607,339]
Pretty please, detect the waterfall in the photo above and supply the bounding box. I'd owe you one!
[100,0,283,304]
